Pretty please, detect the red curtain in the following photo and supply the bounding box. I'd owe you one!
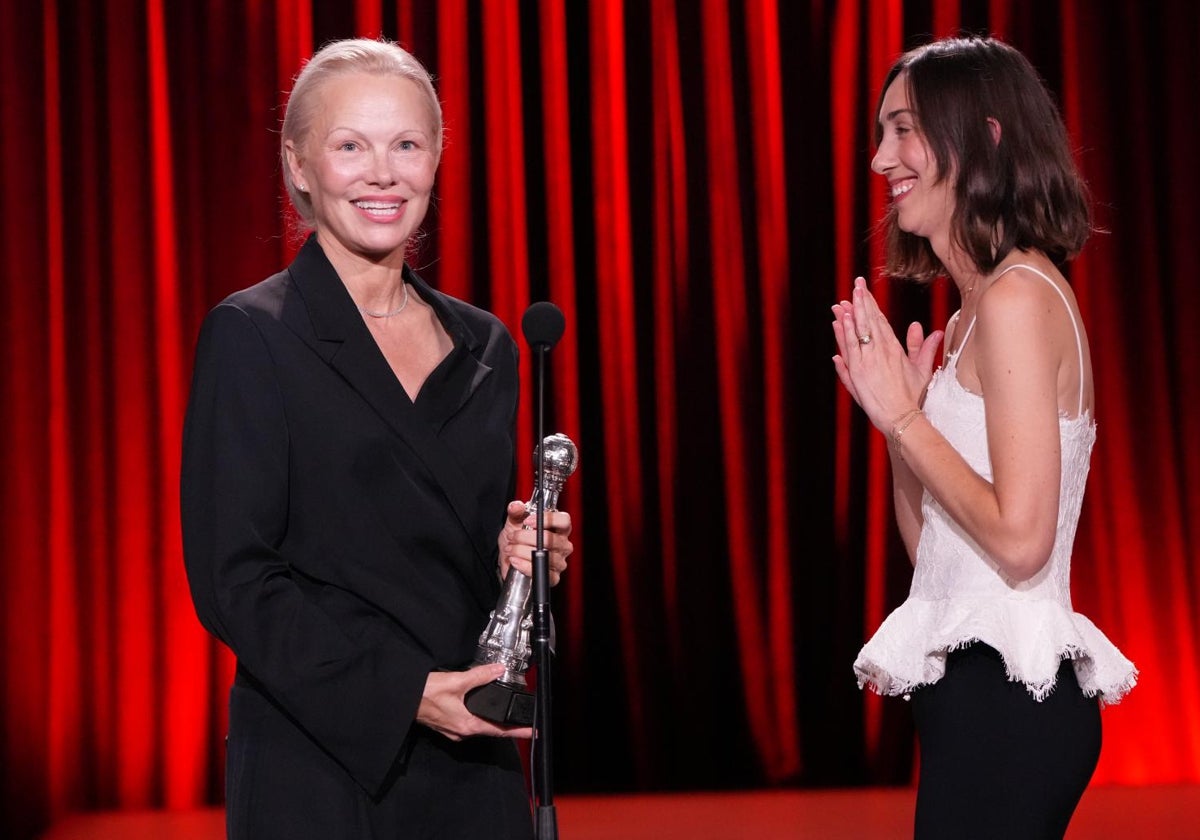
[2,1,1198,836]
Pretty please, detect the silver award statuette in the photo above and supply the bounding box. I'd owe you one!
[465,432,578,726]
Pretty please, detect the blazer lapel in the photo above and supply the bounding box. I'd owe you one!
[281,237,501,608]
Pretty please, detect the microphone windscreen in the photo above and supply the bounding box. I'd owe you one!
[522,301,566,349]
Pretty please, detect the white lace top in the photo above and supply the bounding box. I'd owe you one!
[854,265,1138,705]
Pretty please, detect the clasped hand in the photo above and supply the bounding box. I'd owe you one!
[831,277,943,432]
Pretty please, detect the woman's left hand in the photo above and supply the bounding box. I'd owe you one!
[498,500,573,585]
[831,276,943,432]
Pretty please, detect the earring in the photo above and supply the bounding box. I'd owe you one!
[297,182,307,192]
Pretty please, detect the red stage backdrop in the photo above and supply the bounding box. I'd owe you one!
[2,1,1198,837]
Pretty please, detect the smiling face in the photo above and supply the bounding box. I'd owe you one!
[871,73,956,249]
[285,72,439,266]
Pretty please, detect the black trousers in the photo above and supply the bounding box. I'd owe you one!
[910,643,1101,840]
[225,678,534,840]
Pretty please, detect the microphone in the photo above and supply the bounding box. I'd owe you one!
[520,300,565,840]
[522,301,565,350]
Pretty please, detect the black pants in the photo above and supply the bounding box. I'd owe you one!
[910,643,1101,840]
[225,678,533,839]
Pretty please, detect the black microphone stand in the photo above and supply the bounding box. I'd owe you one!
[525,304,561,840]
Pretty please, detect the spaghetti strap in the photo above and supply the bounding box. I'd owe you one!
[994,264,1087,416]
[954,313,979,361]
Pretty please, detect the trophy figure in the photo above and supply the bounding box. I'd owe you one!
[466,432,578,726]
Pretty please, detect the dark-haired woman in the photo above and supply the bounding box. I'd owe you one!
[830,36,1136,839]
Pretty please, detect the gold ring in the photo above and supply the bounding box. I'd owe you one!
[858,333,873,345]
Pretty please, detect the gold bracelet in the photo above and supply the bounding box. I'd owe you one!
[890,408,924,457]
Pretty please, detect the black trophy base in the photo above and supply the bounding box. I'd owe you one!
[466,679,535,727]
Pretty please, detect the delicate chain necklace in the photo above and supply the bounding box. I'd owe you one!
[356,282,410,318]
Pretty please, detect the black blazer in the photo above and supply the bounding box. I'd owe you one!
[180,235,519,797]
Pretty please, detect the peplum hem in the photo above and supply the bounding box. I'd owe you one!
[854,597,1138,707]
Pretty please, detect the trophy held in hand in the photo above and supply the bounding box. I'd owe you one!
[466,432,578,726]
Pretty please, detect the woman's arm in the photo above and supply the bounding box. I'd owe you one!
[890,452,925,564]
[833,286,943,565]
[862,277,1068,581]
[181,303,431,795]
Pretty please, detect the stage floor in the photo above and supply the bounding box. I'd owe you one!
[39,784,1200,839]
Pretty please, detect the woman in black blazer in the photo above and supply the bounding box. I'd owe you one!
[180,37,572,839]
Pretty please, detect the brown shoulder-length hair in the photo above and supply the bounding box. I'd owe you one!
[875,36,1093,282]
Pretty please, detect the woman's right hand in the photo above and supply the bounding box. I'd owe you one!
[498,500,573,585]
[831,277,942,430]
[416,664,534,741]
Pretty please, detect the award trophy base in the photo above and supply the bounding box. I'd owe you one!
[466,679,535,727]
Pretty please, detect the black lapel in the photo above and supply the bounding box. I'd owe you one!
[280,236,501,607]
